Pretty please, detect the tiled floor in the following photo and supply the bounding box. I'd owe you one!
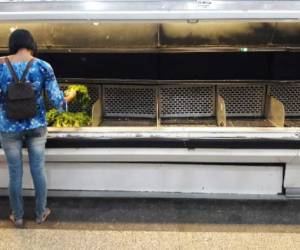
[1,198,300,249]
[1,227,300,250]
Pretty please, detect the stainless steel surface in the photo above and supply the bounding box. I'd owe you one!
[226,119,273,127]
[46,127,300,140]
[2,22,300,52]
[101,119,156,127]
[161,118,217,126]
[159,22,300,48]
[0,22,158,52]
[0,1,300,21]
[285,119,300,127]
[0,189,287,200]
[285,188,300,198]
[59,79,300,86]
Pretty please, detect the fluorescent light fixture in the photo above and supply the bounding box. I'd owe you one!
[185,2,197,10]
[84,1,103,11]
[9,26,17,33]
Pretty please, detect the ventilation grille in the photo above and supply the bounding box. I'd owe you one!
[218,85,266,117]
[159,85,215,118]
[44,82,300,120]
[103,85,156,118]
[269,84,300,116]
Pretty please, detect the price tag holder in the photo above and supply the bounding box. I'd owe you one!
[65,101,68,112]
[197,0,213,8]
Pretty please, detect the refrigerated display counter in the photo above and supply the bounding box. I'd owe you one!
[1,0,300,198]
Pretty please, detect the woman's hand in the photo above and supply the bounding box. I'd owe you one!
[64,89,77,103]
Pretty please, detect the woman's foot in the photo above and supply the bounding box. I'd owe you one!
[36,208,51,224]
[9,214,24,228]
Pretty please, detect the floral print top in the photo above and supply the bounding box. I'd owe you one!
[0,58,65,132]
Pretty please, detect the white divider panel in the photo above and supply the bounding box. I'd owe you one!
[0,162,283,195]
[284,164,300,189]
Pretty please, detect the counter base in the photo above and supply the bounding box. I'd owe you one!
[0,147,299,198]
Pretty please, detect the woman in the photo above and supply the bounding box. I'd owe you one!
[0,29,75,228]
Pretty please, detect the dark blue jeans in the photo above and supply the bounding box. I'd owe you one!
[0,126,47,220]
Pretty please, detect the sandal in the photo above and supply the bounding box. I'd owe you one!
[9,214,24,228]
[36,208,51,224]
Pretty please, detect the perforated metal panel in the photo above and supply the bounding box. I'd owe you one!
[103,85,156,118]
[269,84,300,116]
[159,85,215,118]
[218,85,266,117]
[46,84,100,114]
[44,81,300,121]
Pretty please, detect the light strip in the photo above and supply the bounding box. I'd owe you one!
[0,10,300,21]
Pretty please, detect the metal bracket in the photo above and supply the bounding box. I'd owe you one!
[266,95,285,127]
[216,95,226,127]
[92,98,102,126]
[156,88,161,127]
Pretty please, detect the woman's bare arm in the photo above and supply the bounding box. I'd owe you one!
[64,89,77,103]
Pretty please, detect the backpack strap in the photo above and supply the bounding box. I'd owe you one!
[5,57,35,84]
[5,57,19,84]
[20,58,34,83]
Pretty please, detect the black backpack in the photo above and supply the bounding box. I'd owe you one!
[5,57,37,120]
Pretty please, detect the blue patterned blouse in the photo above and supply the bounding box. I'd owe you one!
[0,58,65,132]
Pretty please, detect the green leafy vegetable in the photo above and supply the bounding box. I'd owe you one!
[46,109,59,126]
[64,84,91,111]
[47,84,92,127]
[47,109,91,127]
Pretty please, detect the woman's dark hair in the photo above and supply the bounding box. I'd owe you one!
[8,29,37,56]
